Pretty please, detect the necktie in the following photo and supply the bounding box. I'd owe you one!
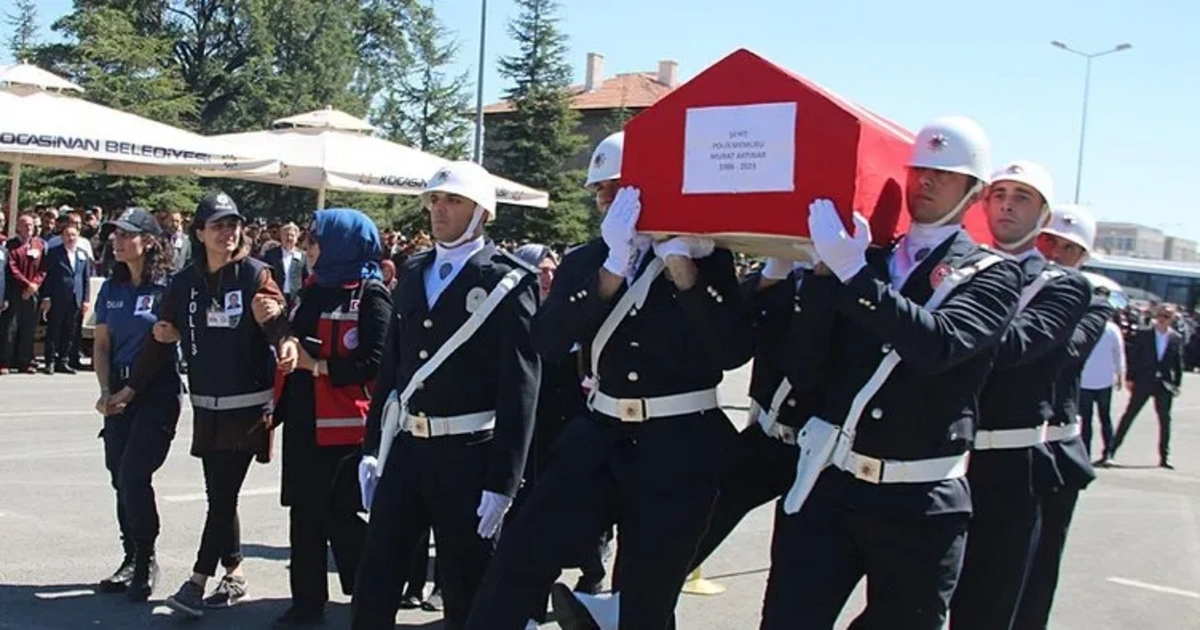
[438,262,453,280]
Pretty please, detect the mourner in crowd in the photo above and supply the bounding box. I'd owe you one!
[1108,303,1184,469]
[1080,309,1126,460]
[3,213,47,374]
[40,218,94,374]
[115,190,288,620]
[255,208,392,627]
[92,208,183,603]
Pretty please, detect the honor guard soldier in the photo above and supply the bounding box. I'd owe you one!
[351,161,541,630]
[119,190,289,619]
[553,257,837,630]
[949,162,1091,630]
[763,117,1024,630]
[1014,205,1113,629]
[465,135,754,630]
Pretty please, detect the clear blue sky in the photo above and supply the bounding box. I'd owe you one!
[7,0,1200,240]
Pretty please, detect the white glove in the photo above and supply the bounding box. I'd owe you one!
[358,456,379,510]
[600,187,642,276]
[652,236,715,261]
[807,199,870,283]
[476,490,514,539]
[761,257,792,280]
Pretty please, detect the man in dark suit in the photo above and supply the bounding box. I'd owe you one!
[262,223,307,304]
[39,222,92,374]
[1109,304,1184,469]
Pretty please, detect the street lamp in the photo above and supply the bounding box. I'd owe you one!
[473,0,488,164]
[1051,40,1132,203]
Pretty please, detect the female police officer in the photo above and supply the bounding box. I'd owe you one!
[258,208,393,627]
[93,207,183,603]
[115,190,288,619]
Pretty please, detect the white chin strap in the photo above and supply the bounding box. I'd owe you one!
[438,205,485,248]
[925,180,985,228]
[994,205,1051,254]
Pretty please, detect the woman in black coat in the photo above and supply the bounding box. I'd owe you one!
[259,208,392,627]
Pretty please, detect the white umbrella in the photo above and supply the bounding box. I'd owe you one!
[211,107,550,209]
[0,61,83,92]
[1,67,280,227]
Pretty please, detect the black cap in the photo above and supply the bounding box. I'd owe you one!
[106,207,162,237]
[194,190,243,225]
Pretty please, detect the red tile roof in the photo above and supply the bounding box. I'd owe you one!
[482,72,676,114]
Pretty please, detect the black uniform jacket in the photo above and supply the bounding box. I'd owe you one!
[276,280,392,509]
[797,230,1023,516]
[1050,295,1115,490]
[973,256,1091,501]
[529,240,754,492]
[362,242,541,499]
[744,269,837,431]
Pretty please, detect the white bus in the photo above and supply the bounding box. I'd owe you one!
[1082,255,1200,312]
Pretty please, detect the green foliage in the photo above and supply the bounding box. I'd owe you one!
[486,0,590,246]
[5,0,39,61]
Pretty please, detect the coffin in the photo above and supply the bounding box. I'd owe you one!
[623,48,987,258]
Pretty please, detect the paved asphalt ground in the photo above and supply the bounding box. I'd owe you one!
[1,366,1199,629]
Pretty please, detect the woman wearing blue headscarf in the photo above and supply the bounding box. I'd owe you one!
[257,208,393,627]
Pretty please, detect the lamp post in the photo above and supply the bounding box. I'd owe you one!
[473,0,488,164]
[1051,40,1132,203]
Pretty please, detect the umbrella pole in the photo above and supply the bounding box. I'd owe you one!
[7,162,21,233]
[317,185,326,210]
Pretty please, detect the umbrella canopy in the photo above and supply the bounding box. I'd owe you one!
[211,108,549,209]
[0,62,83,92]
[2,72,281,227]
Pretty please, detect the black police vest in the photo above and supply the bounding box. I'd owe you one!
[177,257,274,404]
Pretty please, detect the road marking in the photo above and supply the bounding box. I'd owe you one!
[164,486,277,503]
[1107,577,1200,599]
[34,589,95,600]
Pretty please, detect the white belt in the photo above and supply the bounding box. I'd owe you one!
[190,389,273,411]
[974,424,1048,450]
[589,389,719,423]
[834,451,970,485]
[750,401,797,445]
[403,411,495,439]
[1045,423,1082,443]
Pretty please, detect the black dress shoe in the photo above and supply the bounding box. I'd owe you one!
[98,555,135,593]
[55,364,76,375]
[398,594,422,610]
[1161,461,1175,470]
[275,605,325,627]
[420,589,443,612]
[551,583,600,630]
[40,366,54,375]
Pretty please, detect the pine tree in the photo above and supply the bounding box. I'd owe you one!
[5,0,38,61]
[369,2,471,232]
[486,0,590,246]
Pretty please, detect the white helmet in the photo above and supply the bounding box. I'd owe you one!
[990,160,1054,209]
[585,132,623,188]
[421,161,496,219]
[1042,204,1097,253]
[908,116,992,183]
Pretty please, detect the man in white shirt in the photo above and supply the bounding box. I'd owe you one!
[263,223,307,304]
[1081,310,1126,463]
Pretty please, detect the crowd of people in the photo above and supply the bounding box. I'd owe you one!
[0,119,1193,630]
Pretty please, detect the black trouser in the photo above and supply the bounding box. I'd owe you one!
[1013,488,1080,630]
[1079,387,1115,457]
[193,451,254,576]
[949,492,1042,630]
[762,475,969,630]
[102,386,180,551]
[290,503,366,611]
[465,410,734,630]
[2,295,37,369]
[45,301,80,368]
[690,425,796,569]
[1111,381,1173,461]
[352,433,495,630]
